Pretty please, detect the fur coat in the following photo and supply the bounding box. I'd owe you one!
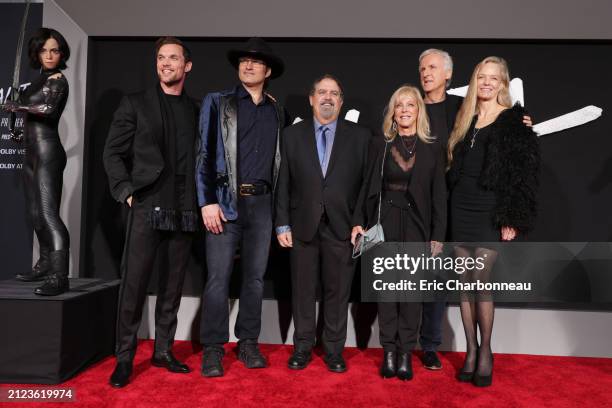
[447,104,540,233]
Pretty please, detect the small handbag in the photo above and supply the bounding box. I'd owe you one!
[352,141,389,258]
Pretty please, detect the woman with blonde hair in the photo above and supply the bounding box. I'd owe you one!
[447,57,539,386]
[354,85,446,380]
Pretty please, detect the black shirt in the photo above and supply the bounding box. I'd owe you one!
[165,93,194,175]
[383,135,417,192]
[236,84,278,185]
[426,100,450,149]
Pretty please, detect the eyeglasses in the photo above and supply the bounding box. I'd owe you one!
[239,57,266,67]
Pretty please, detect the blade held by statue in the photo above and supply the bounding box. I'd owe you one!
[9,0,31,143]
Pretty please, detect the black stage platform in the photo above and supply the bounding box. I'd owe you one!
[0,278,120,384]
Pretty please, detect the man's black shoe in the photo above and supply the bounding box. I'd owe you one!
[109,361,132,388]
[151,351,191,373]
[238,343,268,369]
[324,354,347,373]
[201,347,224,377]
[422,351,443,370]
[287,350,312,370]
[380,351,397,378]
[396,352,413,381]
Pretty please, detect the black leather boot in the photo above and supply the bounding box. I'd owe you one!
[16,247,50,282]
[380,351,397,378]
[34,249,69,296]
[396,352,414,381]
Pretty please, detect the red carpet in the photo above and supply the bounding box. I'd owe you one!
[4,340,612,408]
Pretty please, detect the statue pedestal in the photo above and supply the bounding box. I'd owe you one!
[0,278,119,384]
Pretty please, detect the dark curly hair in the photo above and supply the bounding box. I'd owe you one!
[28,28,70,70]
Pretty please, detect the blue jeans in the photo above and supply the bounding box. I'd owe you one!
[200,194,272,346]
[420,301,447,352]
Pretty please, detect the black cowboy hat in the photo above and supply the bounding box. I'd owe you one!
[227,37,284,79]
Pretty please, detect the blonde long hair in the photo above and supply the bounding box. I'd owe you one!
[382,85,433,143]
[447,56,512,164]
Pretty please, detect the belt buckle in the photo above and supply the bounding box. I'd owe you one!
[240,183,255,196]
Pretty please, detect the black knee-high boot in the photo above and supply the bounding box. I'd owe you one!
[34,249,69,296]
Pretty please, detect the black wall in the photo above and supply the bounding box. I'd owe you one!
[0,4,43,280]
[81,38,612,298]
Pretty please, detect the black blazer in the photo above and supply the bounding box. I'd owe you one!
[103,87,199,203]
[358,135,447,242]
[275,118,371,242]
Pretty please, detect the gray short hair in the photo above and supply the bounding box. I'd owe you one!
[419,48,453,88]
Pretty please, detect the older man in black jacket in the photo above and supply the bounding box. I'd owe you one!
[275,74,370,373]
[103,37,198,388]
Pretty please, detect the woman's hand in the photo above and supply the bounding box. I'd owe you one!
[501,226,517,241]
[351,226,365,246]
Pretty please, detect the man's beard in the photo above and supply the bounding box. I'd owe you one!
[319,105,335,120]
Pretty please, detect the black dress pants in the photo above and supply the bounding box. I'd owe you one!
[115,197,192,362]
[377,193,424,353]
[291,218,355,356]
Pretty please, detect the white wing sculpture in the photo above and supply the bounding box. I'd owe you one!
[532,106,603,136]
[448,77,602,137]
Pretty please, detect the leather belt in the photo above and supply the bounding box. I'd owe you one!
[239,183,271,196]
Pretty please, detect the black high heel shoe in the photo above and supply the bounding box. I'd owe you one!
[472,371,493,387]
[457,368,475,382]
[472,350,494,387]
[380,351,396,378]
[457,349,478,382]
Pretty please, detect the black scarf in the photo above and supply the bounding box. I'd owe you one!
[148,85,198,232]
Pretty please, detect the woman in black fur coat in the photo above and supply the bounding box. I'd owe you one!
[447,56,539,387]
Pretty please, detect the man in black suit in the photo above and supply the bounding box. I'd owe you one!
[103,37,198,387]
[275,74,370,373]
[417,48,461,371]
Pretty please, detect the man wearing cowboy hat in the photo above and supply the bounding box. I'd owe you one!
[196,37,287,377]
